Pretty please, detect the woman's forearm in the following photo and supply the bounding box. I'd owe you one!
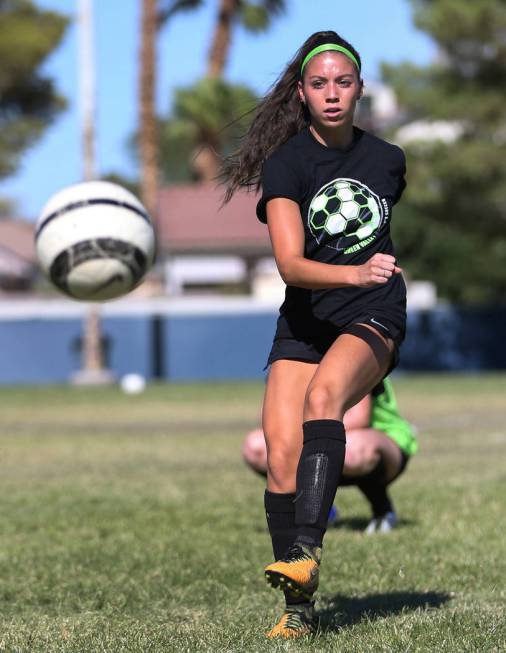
[278,255,357,289]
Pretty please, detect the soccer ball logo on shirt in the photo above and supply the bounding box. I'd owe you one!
[308,178,384,254]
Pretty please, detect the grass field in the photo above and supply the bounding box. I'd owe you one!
[0,374,505,652]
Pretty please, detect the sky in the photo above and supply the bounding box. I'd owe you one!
[1,0,436,221]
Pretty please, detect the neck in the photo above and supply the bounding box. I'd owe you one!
[309,123,355,149]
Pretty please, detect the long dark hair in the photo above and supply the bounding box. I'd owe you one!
[220,31,361,202]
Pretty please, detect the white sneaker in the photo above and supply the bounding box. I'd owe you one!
[365,511,398,534]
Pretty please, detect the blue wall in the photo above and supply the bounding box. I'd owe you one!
[0,306,504,384]
[165,314,275,380]
[0,317,154,384]
[401,307,506,371]
[0,319,82,384]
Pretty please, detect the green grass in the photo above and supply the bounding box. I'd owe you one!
[0,374,505,652]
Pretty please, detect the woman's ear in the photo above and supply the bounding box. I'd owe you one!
[297,80,305,104]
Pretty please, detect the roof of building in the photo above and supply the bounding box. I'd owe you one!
[0,219,36,263]
[157,183,271,256]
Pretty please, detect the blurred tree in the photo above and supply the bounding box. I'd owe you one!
[100,172,140,198]
[138,0,203,220]
[139,0,158,218]
[207,0,285,77]
[0,0,68,180]
[384,0,506,304]
[159,77,257,182]
[159,0,286,182]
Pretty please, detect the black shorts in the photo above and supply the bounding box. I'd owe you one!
[266,313,404,373]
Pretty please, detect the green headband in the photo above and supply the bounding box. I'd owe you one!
[300,43,360,75]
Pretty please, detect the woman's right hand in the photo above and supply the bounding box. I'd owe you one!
[352,253,402,287]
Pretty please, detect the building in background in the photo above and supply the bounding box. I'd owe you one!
[156,183,284,300]
[0,220,36,292]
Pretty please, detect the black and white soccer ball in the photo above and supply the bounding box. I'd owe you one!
[35,181,156,301]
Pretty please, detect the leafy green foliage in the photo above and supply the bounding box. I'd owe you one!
[158,77,257,182]
[154,0,285,182]
[100,172,140,199]
[384,0,506,304]
[157,0,204,27]
[238,0,286,32]
[0,0,68,180]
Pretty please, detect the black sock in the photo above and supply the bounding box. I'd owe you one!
[264,490,306,606]
[264,490,297,560]
[294,419,346,548]
[355,459,393,517]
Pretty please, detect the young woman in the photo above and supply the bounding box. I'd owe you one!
[222,30,407,638]
[242,377,418,534]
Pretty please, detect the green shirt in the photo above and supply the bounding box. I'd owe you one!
[371,378,418,457]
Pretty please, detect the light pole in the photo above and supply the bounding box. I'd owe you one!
[72,0,114,385]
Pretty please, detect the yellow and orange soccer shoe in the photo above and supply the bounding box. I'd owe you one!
[266,601,317,639]
[264,544,321,600]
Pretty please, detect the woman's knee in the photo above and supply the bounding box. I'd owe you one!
[304,383,345,420]
[267,440,298,470]
[267,456,298,492]
[344,434,380,475]
[263,429,300,488]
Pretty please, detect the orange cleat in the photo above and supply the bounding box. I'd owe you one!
[264,543,321,600]
[266,601,317,639]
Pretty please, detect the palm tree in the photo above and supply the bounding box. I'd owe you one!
[159,77,257,182]
[139,0,158,220]
[191,0,285,179]
[143,1,287,184]
[138,0,205,220]
[207,0,286,77]
[161,0,288,180]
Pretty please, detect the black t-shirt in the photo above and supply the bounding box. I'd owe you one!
[256,126,407,339]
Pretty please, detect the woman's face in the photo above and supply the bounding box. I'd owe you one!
[298,52,363,130]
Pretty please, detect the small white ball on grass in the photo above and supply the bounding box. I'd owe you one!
[120,373,146,395]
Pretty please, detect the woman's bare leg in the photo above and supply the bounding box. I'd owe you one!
[262,359,317,493]
[343,428,403,482]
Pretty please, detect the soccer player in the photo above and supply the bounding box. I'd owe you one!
[221,30,407,638]
[242,378,418,533]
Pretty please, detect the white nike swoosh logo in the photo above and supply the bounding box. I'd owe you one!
[370,318,387,330]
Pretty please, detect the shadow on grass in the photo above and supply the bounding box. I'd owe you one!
[318,590,452,631]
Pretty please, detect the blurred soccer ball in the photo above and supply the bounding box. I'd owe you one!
[120,373,146,395]
[35,181,156,301]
